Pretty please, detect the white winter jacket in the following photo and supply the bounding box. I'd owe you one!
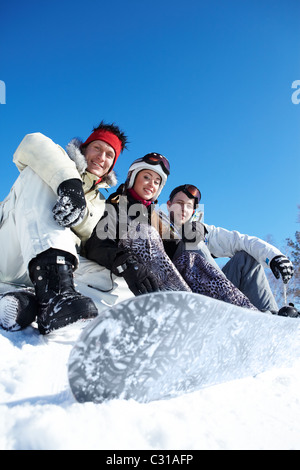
[203,223,282,269]
[13,132,117,244]
[0,133,134,304]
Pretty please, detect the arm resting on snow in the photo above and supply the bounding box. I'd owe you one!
[13,133,81,194]
[204,224,283,268]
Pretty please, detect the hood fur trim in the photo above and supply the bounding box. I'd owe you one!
[65,138,117,187]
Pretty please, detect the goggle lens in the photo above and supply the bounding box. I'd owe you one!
[184,185,201,202]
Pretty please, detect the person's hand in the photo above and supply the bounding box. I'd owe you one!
[112,252,159,295]
[270,255,294,284]
[52,179,86,228]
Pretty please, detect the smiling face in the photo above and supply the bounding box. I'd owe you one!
[167,191,195,226]
[133,169,162,201]
[83,140,115,178]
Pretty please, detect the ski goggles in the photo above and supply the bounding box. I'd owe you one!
[169,184,201,205]
[135,153,170,176]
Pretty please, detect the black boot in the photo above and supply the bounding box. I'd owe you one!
[278,303,299,318]
[29,249,98,335]
[0,290,38,331]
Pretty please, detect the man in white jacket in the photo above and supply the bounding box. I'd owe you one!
[0,122,129,334]
[167,184,296,316]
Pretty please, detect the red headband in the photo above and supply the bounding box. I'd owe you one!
[82,129,122,170]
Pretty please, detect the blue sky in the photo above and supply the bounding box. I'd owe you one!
[0,0,299,253]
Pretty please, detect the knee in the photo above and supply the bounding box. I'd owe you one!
[233,250,256,264]
[127,222,159,240]
[232,250,247,260]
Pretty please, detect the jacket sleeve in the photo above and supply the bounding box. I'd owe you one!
[204,223,283,268]
[85,231,119,270]
[85,202,120,270]
[13,133,81,194]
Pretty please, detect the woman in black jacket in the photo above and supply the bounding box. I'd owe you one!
[85,153,182,295]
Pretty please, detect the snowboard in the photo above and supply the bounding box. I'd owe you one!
[68,291,300,404]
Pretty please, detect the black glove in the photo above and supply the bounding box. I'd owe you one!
[112,252,160,296]
[52,179,86,228]
[270,255,294,284]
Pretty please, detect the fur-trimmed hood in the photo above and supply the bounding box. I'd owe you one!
[65,138,117,188]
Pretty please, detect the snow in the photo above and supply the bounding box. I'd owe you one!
[1,313,300,450]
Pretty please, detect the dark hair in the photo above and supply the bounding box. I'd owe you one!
[92,120,128,151]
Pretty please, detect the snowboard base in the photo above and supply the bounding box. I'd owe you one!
[68,291,300,404]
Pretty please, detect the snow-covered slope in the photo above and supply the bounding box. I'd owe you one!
[1,309,300,450]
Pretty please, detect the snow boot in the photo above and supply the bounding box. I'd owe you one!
[278,303,299,318]
[29,249,98,335]
[0,290,38,331]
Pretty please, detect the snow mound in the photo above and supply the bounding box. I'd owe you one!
[1,318,300,450]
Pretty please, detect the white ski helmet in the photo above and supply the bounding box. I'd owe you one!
[126,153,170,199]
